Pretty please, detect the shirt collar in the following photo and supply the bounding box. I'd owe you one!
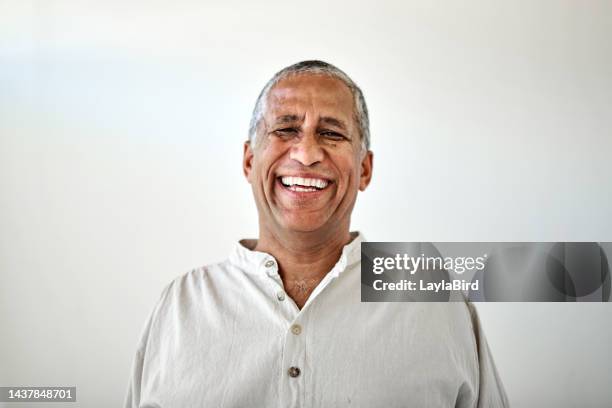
[230,231,364,276]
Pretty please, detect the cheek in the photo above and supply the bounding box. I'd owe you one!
[255,141,286,180]
[334,155,361,188]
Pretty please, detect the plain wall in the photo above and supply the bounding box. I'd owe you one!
[1,0,611,407]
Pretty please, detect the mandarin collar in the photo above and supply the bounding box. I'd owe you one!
[230,231,364,276]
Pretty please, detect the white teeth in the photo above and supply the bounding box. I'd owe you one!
[280,176,329,189]
[290,186,317,192]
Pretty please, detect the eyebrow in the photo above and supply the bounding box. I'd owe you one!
[319,116,348,130]
[273,115,303,125]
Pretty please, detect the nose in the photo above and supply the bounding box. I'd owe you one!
[289,133,324,166]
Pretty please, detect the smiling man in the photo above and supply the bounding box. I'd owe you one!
[125,60,509,407]
[243,69,372,309]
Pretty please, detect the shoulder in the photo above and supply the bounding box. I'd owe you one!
[414,299,479,332]
[138,259,237,344]
[408,301,480,365]
[158,259,237,304]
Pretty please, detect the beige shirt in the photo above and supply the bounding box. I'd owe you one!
[125,232,509,407]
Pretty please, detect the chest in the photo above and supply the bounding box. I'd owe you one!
[140,298,477,408]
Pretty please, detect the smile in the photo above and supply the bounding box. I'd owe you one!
[279,176,330,192]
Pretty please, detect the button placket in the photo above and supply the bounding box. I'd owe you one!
[263,259,289,305]
[263,258,285,301]
[279,318,306,407]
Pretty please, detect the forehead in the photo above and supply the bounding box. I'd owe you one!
[265,74,355,121]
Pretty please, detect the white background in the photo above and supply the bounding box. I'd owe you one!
[1,1,611,407]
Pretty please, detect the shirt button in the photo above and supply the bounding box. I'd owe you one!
[290,324,302,335]
[264,260,275,268]
[288,366,301,378]
[276,291,286,301]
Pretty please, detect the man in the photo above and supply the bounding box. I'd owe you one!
[125,60,509,407]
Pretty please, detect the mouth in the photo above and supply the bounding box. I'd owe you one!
[277,175,332,193]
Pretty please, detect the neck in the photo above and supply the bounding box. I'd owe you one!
[254,222,353,309]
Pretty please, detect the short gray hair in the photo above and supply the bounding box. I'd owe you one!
[248,60,370,150]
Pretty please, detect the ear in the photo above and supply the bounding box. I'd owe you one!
[243,140,254,183]
[359,150,373,191]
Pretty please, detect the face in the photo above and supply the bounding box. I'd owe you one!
[243,74,373,234]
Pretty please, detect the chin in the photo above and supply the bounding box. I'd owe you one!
[279,213,329,233]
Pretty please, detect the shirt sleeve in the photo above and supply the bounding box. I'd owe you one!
[124,283,173,408]
[123,309,155,408]
[124,347,146,408]
[466,302,511,408]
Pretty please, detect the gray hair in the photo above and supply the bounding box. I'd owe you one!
[248,60,370,150]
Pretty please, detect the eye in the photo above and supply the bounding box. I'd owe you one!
[320,131,346,141]
[273,128,299,138]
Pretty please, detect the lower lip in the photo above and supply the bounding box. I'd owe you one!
[276,178,332,199]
